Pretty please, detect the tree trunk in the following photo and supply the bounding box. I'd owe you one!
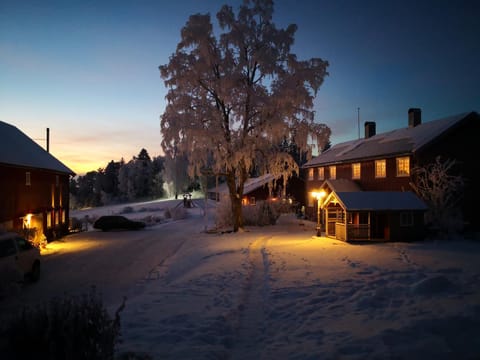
[231,195,243,232]
[226,172,244,232]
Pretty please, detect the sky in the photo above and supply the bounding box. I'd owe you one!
[2,200,480,358]
[1,0,479,175]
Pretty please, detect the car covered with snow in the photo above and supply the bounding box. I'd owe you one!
[0,232,41,283]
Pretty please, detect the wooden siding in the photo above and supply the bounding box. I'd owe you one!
[0,164,71,239]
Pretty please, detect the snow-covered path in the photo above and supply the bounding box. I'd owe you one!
[230,236,271,359]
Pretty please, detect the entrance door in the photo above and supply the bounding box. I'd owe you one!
[371,213,388,240]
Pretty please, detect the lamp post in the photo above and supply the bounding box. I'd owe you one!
[312,190,326,237]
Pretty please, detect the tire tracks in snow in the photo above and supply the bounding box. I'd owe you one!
[230,235,271,359]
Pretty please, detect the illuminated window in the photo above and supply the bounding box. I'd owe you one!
[308,168,314,180]
[26,172,31,186]
[318,167,324,180]
[47,212,52,228]
[375,159,386,178]
[55,211,59,225]
[400,212,413,226]
[51,184,55,207]
[62,209,66,224]
[352,163,361,179]
[396,157,410,177]
[329,165,336,179]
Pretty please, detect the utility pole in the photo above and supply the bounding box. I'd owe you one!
[46,127,50,152]
[357,107,360,139]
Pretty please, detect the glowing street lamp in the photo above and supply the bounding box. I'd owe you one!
[311,190,326,237]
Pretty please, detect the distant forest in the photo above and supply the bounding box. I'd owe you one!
[69,148,199,209]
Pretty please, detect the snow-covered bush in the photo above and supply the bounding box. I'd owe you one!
[164,207,187,221]
[216,198,280,228]
[121,206,134,214]
[215,197,233,229]
[1,287,124,359]
[243,201,280,226]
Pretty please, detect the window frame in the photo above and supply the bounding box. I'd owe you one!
[375,159,386,178]
[329,165,336,179]
[352,163,361,179]
[396,156,410,177]
[308,168,314,180]
[318,167,324,180]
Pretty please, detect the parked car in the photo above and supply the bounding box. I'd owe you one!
[0,232,41,283]
[93,215,146,231]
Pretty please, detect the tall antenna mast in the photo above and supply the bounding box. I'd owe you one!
[357,107,360,139]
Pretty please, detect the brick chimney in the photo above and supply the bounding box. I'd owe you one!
[364,121,376,138]
[408,108,421,127]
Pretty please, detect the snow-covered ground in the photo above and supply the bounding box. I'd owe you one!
[73,199,479,360]
[6,198,480,359]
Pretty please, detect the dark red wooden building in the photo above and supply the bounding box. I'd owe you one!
[0,121,75,242]
[302,109,479,241]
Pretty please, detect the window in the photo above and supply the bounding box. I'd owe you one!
[250,196,256,205]
[56,175,59,187]
[352,163,361,179]
[26,172,31,186]
[400,212,414,226]
[329,165,336,179]
[375,159,386,178]
[318,167,324,180]
[396,157,410,177]
[308,168,314,180]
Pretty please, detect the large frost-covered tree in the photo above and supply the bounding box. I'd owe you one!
[159,0,330,231]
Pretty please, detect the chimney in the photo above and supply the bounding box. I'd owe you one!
[364,121,376,138]
[408,108,421,127]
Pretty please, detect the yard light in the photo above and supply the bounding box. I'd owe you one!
[311,190,326,237]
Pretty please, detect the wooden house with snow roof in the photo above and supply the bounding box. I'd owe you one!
[0,121,75,242]
[302,109,480,241]
[207,173,304,206]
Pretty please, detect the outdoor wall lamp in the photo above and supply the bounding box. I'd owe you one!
[311,190,326,237]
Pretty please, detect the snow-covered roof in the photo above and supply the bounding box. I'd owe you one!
[335,191,428,211]
[208,173,277,195]
[304,111,477,168]
[0,120,75,175]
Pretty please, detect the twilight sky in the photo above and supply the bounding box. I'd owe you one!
[1,0,479,175]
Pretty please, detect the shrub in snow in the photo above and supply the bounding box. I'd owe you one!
[215,197,233,229]
[243,201,280,226]
[216,198,281,228]
[121,206,134,214]
[0,286,125,360]
[69,217,85,232]
[171,207,187,220]
[163,207,187,221]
